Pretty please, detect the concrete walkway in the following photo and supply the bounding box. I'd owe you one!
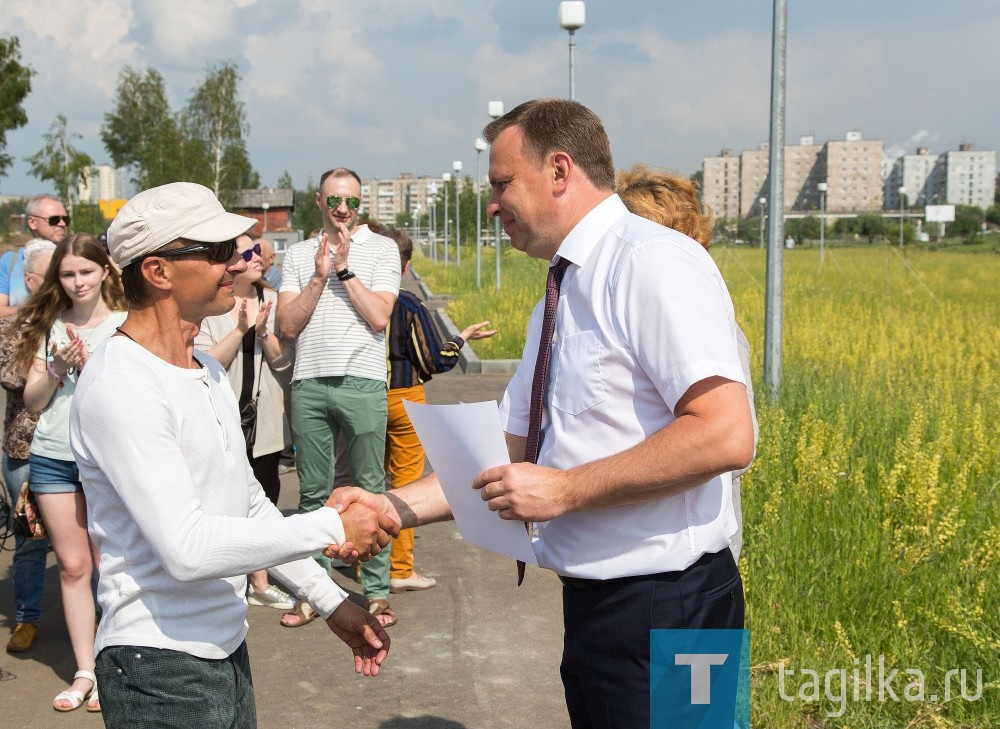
[0,270,570,728]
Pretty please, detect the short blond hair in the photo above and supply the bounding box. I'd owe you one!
[616,165,714,249]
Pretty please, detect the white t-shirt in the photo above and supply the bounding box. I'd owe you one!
[499,195,746,579]
[279,225,400,383]
[30,311,127,461]
[71,337,350,659]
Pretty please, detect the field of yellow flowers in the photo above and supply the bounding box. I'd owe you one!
[417,243,998,727]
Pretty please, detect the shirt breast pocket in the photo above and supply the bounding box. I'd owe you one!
[551,330,605,415]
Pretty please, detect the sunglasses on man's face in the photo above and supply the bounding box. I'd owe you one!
[326,196,361,211]
[240,243,262,262]
[33,214,70,226]
[150,239,238,264]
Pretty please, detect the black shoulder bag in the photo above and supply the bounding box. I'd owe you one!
[238,287,265,451]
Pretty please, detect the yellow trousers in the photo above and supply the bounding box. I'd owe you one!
[385,385,427,578]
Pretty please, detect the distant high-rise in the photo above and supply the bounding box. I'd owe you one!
[79,165,129,203]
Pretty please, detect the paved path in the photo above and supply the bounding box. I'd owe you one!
[0,271,570,728]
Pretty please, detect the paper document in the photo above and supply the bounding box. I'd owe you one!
[402,399,537,564]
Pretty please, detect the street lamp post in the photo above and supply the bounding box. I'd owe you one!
[428,192,437,262]
[759,197,767,249]
[261,202,269,233]
[453,160,463,266]
[558,2,586,100]
[817,182,827,264]
[488,101,504,290]
[475,137,488,288]
[898,185,906,246]
[442,172,451,265]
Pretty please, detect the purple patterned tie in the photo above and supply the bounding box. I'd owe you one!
[518,256,571,585]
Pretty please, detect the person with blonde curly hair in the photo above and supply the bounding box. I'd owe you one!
[14,233,127,712]
[616,164,757,563]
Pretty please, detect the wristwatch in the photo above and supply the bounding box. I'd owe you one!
[336,267,356,281]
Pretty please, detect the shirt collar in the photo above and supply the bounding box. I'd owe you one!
[554,194,628,268]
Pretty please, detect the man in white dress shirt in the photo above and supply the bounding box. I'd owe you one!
[331,99,755,728]
[70,182,396,728]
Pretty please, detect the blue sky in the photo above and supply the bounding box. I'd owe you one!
[2,0,998,197]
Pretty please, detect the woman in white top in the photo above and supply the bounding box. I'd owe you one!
[196,235,296,610]
[16,234,127,712]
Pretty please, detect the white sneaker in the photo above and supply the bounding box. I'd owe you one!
[390,572,438,593]
[247,584,295,610]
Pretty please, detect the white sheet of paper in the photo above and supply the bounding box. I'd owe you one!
[402,399,537,564]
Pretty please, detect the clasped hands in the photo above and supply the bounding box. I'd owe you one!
[324,461,572,561]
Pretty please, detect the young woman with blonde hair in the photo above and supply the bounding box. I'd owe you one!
[15,233,126,712]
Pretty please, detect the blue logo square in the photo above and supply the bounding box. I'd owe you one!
[650,629,750,729]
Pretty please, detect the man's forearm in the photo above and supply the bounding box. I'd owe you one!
[385,473,453,529]
[341,279,394,332]
[277,276,326,338]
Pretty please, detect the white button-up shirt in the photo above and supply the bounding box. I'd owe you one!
[499,195,746,579]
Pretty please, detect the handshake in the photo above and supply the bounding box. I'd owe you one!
[323,487,407,563]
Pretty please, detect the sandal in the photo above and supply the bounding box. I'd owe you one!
[280,600,318,628]
[53,669,96,712]
[367,598,397,628]
[87,686,101,713]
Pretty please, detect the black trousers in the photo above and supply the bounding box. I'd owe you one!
[560,548,744,729]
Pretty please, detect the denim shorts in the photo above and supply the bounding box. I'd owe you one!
[28,454,82,494]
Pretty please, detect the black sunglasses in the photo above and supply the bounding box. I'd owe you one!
[32,214,71,226]
[326,195,361,211]
[149,239,238,264]
[240,244,262,262]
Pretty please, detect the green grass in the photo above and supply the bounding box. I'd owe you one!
[417,242,1000,727]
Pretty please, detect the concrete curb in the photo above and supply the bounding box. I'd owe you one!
[410,267,522,375]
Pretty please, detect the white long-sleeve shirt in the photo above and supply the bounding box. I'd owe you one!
[71,337,349,659]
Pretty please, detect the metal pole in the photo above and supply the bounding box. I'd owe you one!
[443,178,450,266]
[763,0,787,402]
[476,149,483,288]
[818,182,827,264]
[456,177,462,267]
[568,29,576,100]
[898,186,905,246]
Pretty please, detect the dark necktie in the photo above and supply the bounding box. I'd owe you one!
[518,256,571,585]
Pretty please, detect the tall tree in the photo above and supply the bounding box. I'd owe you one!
[277,170,293,189]
[102,66,184,190]
[25,114,93,219]
[185,61,256,205]
[0,36,34,179]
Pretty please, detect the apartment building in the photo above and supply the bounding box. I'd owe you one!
[739,144,769,217]
[785,136,824,212]
[823,132,884,213]
[78,164,129,203]
[884,147,943,208]
[943,144,996,210]
[702,149,740,221]
[362,173,443,225]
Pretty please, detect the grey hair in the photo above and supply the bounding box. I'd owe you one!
[23,239,57,275]
[24,194,62,217]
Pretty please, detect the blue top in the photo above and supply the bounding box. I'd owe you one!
[0,249,28,307]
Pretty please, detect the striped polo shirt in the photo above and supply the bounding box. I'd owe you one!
[280,225,401,383]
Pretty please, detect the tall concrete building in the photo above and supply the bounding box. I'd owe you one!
[823,131,884,213]
[784,136,824,212]
[362,173,443,226]
[943,144,996,210]
[884,147,943,209]
[739,144,769,217]
[78,164,128,203]
[702,149,740,221]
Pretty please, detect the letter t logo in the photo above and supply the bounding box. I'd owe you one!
[675,653,729,704]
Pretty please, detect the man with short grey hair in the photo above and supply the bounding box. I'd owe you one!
[0,194,68,317]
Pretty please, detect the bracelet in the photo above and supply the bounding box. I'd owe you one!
[46,360,64,381]
[336,267,356,281]
[256,329,269,341]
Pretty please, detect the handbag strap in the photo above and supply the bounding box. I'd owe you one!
[238,286,265,407]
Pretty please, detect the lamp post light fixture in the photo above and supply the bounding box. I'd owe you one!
[427,190,437,262]
[488,101,504,290]
[261,201,269,233]
[558,2,586,101]
[475,137,488,289]
[442,173,452,265]
[898,185,906,247]
[817,182,827,264]
[453,160,463,266]
[759,197,767,249]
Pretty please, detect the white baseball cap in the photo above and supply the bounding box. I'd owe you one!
[108,182,256,268]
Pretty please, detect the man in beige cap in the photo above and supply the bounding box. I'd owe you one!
[69,182,396,728]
